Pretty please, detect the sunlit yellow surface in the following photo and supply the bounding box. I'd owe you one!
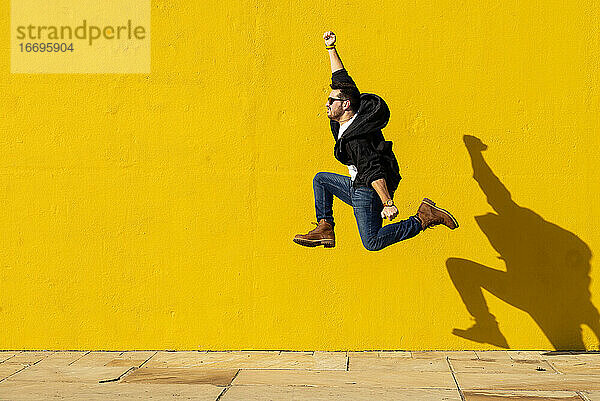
[0,0,598,350]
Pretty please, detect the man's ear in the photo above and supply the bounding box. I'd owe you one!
[343,100,351,111]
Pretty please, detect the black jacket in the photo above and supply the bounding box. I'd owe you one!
[330,69,401,193]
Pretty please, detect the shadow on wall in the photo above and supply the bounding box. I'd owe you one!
[446,135,600,350]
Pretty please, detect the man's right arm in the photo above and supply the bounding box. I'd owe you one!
[323,31,358,87]
[323,31,344,72]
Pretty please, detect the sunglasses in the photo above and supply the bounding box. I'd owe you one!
[327,97,346,105]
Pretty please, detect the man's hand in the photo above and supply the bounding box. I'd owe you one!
[323,31,336,47]
[382,205,399,221]
[371,178,396,220]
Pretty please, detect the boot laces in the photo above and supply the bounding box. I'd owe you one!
[306,221,320,234]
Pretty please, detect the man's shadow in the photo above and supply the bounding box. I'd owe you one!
[446,135,600,349]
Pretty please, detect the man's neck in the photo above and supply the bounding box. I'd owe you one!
[337,111,356,125]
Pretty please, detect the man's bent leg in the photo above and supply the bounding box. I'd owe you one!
[313,172,353,226]
[294,172,352,248]
[352,187,421,251]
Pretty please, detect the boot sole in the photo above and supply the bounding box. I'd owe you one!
[293,238,336,248]
[422,198,459,229]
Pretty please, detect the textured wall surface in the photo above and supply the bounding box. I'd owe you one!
[1,0,599,350]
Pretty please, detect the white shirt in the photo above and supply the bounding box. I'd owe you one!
[337,113,359,181]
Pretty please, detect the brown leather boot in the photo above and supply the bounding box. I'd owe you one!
[293,219,335,248]
[417,198,459,230]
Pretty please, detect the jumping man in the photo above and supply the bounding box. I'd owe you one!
[293,31,458,251]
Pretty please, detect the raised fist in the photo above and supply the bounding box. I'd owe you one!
[323,31,336,47]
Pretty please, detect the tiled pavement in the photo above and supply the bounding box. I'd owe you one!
[0,351,599,400]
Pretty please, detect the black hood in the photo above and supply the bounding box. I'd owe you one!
[331,93,390,141]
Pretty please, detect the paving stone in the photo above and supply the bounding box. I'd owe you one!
[443,351,479,360]
[147,351,345,370]
[2,351,52,365]
[412,351,449,359]
[105,359,149,367]
[0,381,224,400]
[0,352,18,363]
[92,347,156,368]
[0,364,29,381]
[233,369,457,388]
[349,357,450,372]
[583,391,600,400]
[117,351,158,361]
[121,367,238,386]
[147,351,276,367]
[540,352,600,363]
[5,366,132,383]
[569,353,600,363]
[539,352,578,361]
[411,351,478,360]
[347,351,381,358]
[144,352,215,368]
[475,351,513,361]
[312,352,347,370]
[213,352,280,357]
[144,351,207,366]
[68,352,124,367]
[451,359,555,374]
[455,373,600,391]
[548,359,600,374]
[462,390,582,400]
[35,352,88,367]
[222,385,461,400]
[378,351,412,358]
[94,351,157,368]
[508,351,545,361]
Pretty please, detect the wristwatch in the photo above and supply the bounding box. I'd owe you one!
[384,199,394,207]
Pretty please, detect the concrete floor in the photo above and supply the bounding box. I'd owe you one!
[0,350,599,400]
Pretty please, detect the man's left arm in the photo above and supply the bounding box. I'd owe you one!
[349,139,399,221]
[372,178,398,221]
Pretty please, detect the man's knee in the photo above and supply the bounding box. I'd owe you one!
[362,238,382,252]
[313,171,328,185]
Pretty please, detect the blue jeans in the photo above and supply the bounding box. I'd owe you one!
[313,172,422,251]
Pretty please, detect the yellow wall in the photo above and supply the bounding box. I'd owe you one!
[1,0,599,350]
